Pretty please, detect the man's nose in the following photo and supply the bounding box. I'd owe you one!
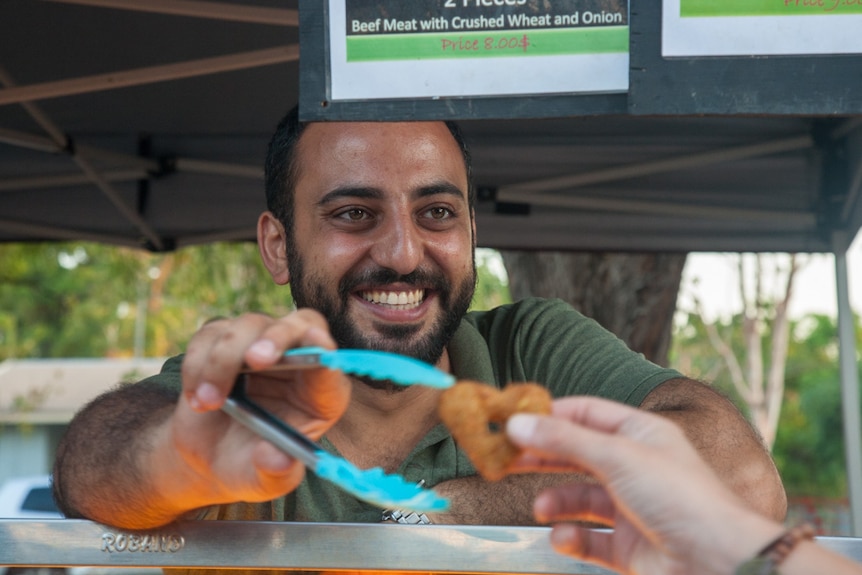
[370,215,423,275]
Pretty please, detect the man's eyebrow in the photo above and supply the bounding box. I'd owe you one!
[415,182,466,201]
[317,182,466,206]
[317,187,382,206]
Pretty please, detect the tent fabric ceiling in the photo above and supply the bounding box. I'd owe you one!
[1,0,861,253]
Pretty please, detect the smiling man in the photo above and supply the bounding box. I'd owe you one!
[53,108,787,536]
[264,120,476,372]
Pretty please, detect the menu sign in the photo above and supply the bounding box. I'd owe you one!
[663,0,862,56]
[328,0,630,100]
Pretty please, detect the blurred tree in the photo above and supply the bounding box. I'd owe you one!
[672,308,861,498]
[472,248,511,311]
[0,243,139,358]
[688,254,801,449]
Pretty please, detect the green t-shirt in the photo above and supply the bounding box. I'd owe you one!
[148,297,680,524]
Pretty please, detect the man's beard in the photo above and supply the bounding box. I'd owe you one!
[286,245,476,392]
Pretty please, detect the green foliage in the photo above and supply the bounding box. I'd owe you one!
[672,309,862,499]
[773,314,861,498]
[472,248,512,311]
[0,243,138,357]
[0,241,294,359]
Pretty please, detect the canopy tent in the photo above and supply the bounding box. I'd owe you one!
[1,1,861,253]
[0,0,860,533]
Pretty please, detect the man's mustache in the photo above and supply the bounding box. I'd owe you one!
[339,267,449,294]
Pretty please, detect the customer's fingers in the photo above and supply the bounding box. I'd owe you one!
[533,483,615,526]
[549,524,616,571]
[507,450,588,474]
[508,398,683,478]
[506,410,623,479]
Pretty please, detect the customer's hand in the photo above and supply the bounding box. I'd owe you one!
[506,396,784,575]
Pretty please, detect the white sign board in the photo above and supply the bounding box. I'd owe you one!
[663,0,862,57]
[328,0,630,100]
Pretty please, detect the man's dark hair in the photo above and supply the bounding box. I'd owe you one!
[264,106,474,234]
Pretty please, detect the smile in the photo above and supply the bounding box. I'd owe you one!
[360,289,425,309]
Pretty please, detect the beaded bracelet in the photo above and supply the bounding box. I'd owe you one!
[735,523,816,575]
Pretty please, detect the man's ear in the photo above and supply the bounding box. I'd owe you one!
[471,208,477,248]
[257,211,290,285]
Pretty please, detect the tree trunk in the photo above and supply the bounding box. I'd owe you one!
[498,251,687,366]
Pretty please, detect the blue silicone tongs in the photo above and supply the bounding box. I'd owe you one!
[220,347,455,511]
[269,346,454,389]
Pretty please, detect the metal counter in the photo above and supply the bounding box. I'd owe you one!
[2,520,862,573]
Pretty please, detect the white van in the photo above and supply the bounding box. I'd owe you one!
[0,475,62,520]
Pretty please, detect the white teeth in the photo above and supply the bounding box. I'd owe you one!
[361,289,424,308]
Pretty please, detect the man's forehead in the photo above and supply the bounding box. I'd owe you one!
[300,119,455,147]
[293,120,467,187]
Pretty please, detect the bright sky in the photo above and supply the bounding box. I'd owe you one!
[680,233,862,322]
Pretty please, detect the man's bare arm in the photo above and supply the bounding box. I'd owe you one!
[53,311,352,530]
[53,383,188,527]
[639,377,788,521]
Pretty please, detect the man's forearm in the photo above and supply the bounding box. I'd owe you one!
[53,382,184,528]
[428,472,590,525]
[640,378,788,521]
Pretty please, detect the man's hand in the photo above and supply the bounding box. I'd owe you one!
[159,309,352,518]
[54,309,351,529]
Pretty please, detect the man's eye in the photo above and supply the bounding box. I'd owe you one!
[426,207,452,220]
[337,208,370,221]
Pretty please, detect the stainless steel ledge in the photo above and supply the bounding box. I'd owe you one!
[1,520,608,574]
[1,520,861,573]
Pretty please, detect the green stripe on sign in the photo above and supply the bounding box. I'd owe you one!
[681,0,862,17]
[346,27,628,62]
